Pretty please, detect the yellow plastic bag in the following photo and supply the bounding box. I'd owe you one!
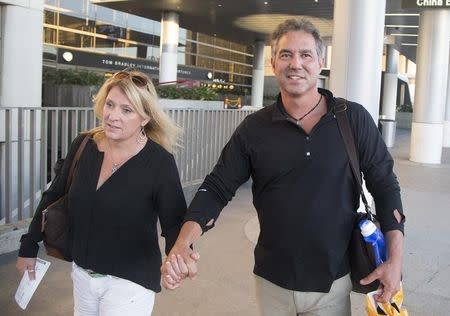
[366,286,408,316]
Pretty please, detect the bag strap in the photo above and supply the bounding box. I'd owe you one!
[64,135,89,193]
[333,97,374,220]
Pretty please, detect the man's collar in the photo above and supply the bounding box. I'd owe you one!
[272,88,335,122]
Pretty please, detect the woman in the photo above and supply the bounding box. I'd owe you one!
[16,70,187,315]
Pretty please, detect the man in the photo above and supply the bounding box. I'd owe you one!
[162,18,405,315]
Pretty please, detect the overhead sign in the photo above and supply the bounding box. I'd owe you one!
[402,0,450,9]
[56,48,210,80]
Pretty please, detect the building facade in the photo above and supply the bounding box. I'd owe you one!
[43,0,253,94]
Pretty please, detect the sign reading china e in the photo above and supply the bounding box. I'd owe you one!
[402,0,450,8]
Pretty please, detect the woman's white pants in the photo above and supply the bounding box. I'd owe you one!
[71,263,155,316]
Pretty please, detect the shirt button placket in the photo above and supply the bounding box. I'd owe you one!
[305,136,312,160]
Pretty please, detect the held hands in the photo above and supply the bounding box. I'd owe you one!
[162,221,203,290]
[161,244,200,290]
[360,258,402,303]
[16,257,37,281]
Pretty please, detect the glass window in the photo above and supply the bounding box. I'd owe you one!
[214,46,231,61]
[45,0,58,6]
[43,28,57,45]
[56,30,94,49]
[59,14,95,33]
[153,21,161,36]
[232,74,252,86]
[121,46,138,58]
[95,6,114,24]
[214,60,229,72]
[179,28,187,42]
[177,49,186,65]
[96,23,126,40]
[128,30,158,46]
[230,42,247,52]
[185,41,195,55]
[198,33,214,45]
[234,64,252,76]
[95,37,126,55]
[214,37,229,50]
[127,15,159,34]
[95,5,127,28]
[184,52,196,67]
[85,1,96,20]
[198,56,214,69]
[147,46,160,61]
[80,34,94,48]
[58,30,82,47]
[133,44,148,59]
[44,10,57,25]
[59,0,85,16]
[198,44,214,57]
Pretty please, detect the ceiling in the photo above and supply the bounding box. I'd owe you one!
[91,0,421,62]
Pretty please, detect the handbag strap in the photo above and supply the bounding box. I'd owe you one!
[333,97,374,220]
[64,135,89,193]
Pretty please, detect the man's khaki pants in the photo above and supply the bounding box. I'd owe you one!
[255,274,352,316]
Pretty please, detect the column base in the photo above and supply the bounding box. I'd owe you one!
[379,119,396,148]
[443,121,450,148]
[410,122,443,164]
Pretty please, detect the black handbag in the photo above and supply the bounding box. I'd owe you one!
[334,98,381,294]
[41,135,89,261]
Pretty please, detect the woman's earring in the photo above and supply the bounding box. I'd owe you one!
[137,126,147,144]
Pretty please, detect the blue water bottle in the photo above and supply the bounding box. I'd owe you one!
[359,219,386,266]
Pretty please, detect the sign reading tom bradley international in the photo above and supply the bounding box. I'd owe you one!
[57,48,210,80]
[402,0,450,8]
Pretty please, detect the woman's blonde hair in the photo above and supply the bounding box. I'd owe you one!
[89,70,180,153]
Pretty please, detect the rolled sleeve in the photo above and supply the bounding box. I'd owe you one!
[184,188,225,232]
[375,193,405,235]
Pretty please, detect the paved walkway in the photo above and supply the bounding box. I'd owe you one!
[1,129,449,315]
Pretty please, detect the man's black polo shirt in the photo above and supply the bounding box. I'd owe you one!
[186,88,404,292]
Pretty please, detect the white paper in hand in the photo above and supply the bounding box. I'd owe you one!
[15,258,51,310]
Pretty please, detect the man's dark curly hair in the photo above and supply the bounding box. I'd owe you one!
[271,18,324,59]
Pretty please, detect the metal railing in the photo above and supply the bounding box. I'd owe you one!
[0,106,257,225]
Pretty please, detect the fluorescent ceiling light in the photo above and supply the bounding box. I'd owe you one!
[385,13,419,16]
[386,25,419,28]
[401,43,418,46]
[91,0,129,3]
[390,33,418,37]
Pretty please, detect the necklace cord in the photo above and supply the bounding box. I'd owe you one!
[108,141,121,173]
[293,94,323,122]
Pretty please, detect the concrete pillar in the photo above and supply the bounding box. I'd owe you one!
[443,50,450,148]
[0,2,43,108]
[329,0,386,123]
[159,12,179,85]
[0,1,44,221]
[251,40,265,107]
[381,46,399,121]
[380,45,399,147]
[410,10,450,163]
[325,45,332,69]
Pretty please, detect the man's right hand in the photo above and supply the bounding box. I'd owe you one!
[161,221,203,290]
[16,257,37,280]
[161,248,200,290]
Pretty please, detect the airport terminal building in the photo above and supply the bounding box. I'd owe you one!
[0,0,449,176]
